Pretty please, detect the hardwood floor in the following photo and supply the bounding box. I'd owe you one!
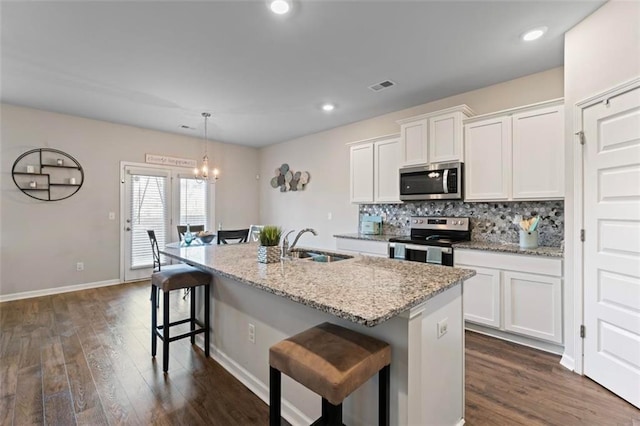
[1,281,638,425]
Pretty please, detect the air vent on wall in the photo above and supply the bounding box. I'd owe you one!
[369,80,396,92]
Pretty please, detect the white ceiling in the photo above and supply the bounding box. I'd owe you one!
[1,1,604,147]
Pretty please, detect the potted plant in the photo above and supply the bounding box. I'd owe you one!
[258,225,282,264]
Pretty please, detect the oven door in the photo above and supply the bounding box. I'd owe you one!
[389,243,453,266]
[399,162,462,201]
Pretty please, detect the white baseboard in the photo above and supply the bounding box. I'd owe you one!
[456,419,466,426]
[0,279,121,302]
[196,336,313,426]
[465,323,564,355]
[560,353,575,371]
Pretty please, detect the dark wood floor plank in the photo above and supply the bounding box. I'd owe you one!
[44,391,76,426]
[13,364,43,425]
[59,332,108,425]
[76,321,141,425]
[2,281,639,426]
[0,395,15,426]
[41,337,69,396]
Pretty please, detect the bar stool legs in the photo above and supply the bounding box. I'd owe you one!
[269,367,281,426]
[269,364,391,426]
[150,283,211,373]
[379,365,390,426]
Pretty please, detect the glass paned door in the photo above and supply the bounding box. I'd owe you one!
[124,166,171,281]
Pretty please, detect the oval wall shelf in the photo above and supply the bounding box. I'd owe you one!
[12,148,84,201]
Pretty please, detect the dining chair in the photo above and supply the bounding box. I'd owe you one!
[217,229,250,244]
[147,230,211,372]
[176,224,205,241]
[247,225,264,242]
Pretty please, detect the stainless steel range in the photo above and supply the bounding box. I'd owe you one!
[388,216,471,266]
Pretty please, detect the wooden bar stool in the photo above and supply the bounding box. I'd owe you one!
[147,230,212,372]
[269,322,391,426]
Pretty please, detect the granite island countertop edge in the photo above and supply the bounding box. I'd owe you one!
[160,245,475,327]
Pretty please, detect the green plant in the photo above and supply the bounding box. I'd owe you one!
[259,225,282,246]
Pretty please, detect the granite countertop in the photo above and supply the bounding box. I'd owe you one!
[334,233,563,258]
[333,233,402,242]
[452,241,564,258]
[160,243,475,327]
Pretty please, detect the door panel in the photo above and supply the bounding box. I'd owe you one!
[583,85,640,408]
[460,266,501,328]
[123,167,171,281]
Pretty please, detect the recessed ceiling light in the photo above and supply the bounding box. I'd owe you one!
[322,103,335,112]
[522,26,548,42]
[269,0,291,15]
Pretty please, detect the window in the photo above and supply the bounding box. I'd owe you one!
[179,177,208,228]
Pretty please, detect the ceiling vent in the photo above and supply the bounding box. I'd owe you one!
[369,80,396,92]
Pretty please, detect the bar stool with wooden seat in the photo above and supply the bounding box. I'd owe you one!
[147,230,212,373]
[269,322,391,426]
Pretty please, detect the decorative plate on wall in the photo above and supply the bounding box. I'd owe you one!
[271,163,310,192]
[11,148,84,201]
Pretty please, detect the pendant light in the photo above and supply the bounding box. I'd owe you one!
[194,112,219,183]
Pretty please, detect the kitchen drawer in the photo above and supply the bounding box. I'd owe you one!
[455,249,562,277]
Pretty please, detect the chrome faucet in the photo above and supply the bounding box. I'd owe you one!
[288,228,318,254]
[281,230,296,259]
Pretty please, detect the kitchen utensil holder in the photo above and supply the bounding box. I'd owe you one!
[519,230,538,249]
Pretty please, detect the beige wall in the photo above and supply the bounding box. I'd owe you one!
[258,67,564,249]
[563,0,640,368]
[0,104,260,297]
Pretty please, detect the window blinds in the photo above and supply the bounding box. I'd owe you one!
[130,174,168,269]
[179,177,207,228]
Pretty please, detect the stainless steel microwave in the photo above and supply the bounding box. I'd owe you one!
[399,162,463,201]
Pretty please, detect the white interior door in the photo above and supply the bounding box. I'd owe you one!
[583,84,640,408]
[123,166,171,281]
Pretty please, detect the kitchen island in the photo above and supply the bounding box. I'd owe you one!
[161,243,475,426]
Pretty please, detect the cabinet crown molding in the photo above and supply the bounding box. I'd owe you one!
[463,98,564,124]
[395,104,475,125]
[345,133,400,146]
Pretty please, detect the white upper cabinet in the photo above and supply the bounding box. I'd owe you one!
[399,118,428,166]
[464,116,512,201]
[349,135,400,204]
[512,105,565,199]
[429,106,474,163]
[397,105,474,166]
[374,138,401,202]
[464,99,564,202]
[350,143,374,203]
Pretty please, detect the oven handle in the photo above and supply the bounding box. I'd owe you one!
[443,169,449,194]
[389,243,452,254]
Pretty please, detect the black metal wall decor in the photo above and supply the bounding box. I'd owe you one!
[12,148,84,201]
[270,163,310,192]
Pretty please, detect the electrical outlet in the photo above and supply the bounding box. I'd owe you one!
[327,212,332,220]
[248,323,255,344]
[76,262,84,271]
[437,318,448,338]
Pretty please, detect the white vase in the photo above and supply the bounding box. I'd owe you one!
[258,245,280,263]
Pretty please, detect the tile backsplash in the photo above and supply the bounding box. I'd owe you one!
[360,201,564,247]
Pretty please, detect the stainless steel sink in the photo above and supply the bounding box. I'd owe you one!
[290,250,353,263]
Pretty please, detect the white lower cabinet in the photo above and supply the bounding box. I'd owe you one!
[456,249,563,347]
[462,266,501,328]
[335,238,389,257]
[503,271,563,344]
